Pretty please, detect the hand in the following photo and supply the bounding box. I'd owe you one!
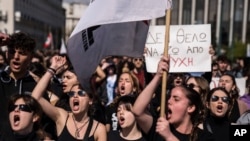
[49,55,67,73]
[0,33,9,46]
[156,56,169,77]
[156,116,177,141]
[209,45,215,56]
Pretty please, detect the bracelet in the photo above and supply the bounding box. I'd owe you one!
[48,67,56,74]
[47,68,55,76]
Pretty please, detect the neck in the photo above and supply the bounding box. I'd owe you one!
[174,119,193,134]
[9,71,27,80]
[120,122,142,140]
[72,113,89,123]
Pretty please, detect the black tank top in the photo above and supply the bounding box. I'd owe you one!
[57,115,98,141]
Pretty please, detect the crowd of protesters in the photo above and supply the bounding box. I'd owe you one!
[1,31,250,141]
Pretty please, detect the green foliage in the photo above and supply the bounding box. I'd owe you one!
[225,41,247,60]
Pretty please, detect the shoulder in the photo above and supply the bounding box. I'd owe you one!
[237,99,249,114]
[92,120,107,139]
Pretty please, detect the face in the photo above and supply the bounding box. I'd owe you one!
[68,85,92,114]
[207,90,230,117]
[217,61,228,72]
[117,102,136,129]
[186,77,201,94]
[132,58,143,69]
[0,54,5,65]
[218,75,235,93]
[61,70,79,93]
[118,73,134,96]
[212,65,218,77]
[167,87,194,125]
[9,98,36,135]
[173,74,184,86]
[8,48,32,75]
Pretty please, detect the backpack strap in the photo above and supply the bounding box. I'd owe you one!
[83,118,93,141]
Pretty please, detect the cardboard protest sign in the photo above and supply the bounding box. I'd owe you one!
[145,24,211,73]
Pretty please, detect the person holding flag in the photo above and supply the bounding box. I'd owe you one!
[132,56,215,141]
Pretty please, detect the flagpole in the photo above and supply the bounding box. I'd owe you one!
[160,8,171,117]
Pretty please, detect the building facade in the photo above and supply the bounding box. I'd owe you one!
[156,0,250,54]
[62,1,87,41]
[0,0,65,49]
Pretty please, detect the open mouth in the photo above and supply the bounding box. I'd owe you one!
[119,116,125,125]
[14,115,20,126]
[73,99,80,111]
[121,85,125,90]
[12,61,21,69]
[167,108,172,119]
[216,105,223,113]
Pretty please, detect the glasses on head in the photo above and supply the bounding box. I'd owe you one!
[67,90,87,97]
[134,58,143,62]
[8,104,33,113]
[211,95,229,104]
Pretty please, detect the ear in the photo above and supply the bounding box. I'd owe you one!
[133,87,136,93]
[33,114,40,123]
[206,102,210,109]
[89,99,93,105]
[187,105,195,113]
[232,85,236,91]
[5,51,9,60]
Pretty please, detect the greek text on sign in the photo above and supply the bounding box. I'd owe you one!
[145,24,211,73]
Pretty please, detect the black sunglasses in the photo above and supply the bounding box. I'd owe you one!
[134,58,143,62]
[8,104,33,113]
[211,95,229,104]
[186,83,201,90]
[67,90,87,97]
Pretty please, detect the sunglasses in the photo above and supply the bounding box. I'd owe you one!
[67,90,87,97]
[211,95,229,104]
[8,104,33,113]
[134,58,143,62]
[186,83,200,89]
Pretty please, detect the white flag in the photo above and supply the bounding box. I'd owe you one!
[70,0,172,37]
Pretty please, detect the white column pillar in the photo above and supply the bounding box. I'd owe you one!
[242,0,248,43]
[178,0,183,25]
[191,0,196,24]
[229,0,235,47]
[216,0,222,46]
[204,0,209,24]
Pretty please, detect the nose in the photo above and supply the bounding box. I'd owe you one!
[13,52,20,59]
[14,106,20,112]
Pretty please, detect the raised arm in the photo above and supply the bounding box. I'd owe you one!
[0,32,9,46]
[32,55,66,121]
[133,56,169,133]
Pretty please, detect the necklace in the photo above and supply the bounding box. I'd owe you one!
[72,115,89,138]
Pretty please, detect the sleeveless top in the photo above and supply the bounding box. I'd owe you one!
[57,115,98,141]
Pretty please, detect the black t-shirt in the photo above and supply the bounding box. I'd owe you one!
[105,104,119,131]
[108,130,146,141]
[144,118,215,141]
